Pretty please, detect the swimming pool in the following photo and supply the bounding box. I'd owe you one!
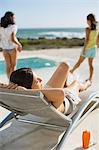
[0,57,56,74]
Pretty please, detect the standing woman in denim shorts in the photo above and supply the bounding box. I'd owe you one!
[0,11,22,79]
[71,14,99,82]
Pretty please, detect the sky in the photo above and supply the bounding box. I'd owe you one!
[0,0,99,28]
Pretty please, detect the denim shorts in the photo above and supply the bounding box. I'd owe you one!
[81,47,96,58]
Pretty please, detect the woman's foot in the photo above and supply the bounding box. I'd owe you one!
[70,69,73,74]
[79,79,92,92]
[85,78,92,83]
[84,79,92,90]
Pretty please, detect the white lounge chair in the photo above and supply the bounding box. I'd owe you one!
[0,88,99,149]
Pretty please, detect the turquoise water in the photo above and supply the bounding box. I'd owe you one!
[0,57,56,75]
[17,28,85,39]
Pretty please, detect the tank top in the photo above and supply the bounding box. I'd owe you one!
[86,29,98,49]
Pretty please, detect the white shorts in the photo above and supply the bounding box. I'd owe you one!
[44,84,81,115]
[63,89,81,115]
[63,97,72,114]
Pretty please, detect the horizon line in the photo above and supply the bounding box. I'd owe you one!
[18,27,85,29]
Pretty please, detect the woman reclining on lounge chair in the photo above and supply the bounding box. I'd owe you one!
[0,62,91,114]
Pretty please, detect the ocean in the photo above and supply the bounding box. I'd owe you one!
[17,28,85,39]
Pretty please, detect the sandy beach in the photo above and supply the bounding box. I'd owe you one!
[0,47,99,150]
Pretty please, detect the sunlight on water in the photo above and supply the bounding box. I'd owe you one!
[0,57,56,75]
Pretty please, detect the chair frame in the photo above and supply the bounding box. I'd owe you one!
[55,91,99,150]
[0,89,99,149]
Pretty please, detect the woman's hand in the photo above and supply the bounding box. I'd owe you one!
[0,82,27,91]
[17,44,22,52]
[82,49,86,55]
[6,83,27,91]
[5,83,18,89]
[16,86,27,91]
[0,83,8,88]
[0,83,18,89]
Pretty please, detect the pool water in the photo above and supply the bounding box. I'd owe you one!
[0,57,56,74]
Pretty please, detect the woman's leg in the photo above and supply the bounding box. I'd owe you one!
[88,58,94,81]
[3,51,11,79]
[10,48,17,74]
[66,80,80,95]
[70,56,85,73]
[78,80,92,92]
[47,62,70,88]
[66,79,92,95]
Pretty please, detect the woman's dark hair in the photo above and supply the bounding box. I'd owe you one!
[10,68,33,89]
[87,13,96,30]
[1,11,15,28]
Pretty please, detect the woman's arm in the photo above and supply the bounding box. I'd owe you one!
[96,33,99,47]
[41,88,64,108]
[0,83,64,108]
[83,28,90,53]
[26,88,64,108]
[11,32,22,52]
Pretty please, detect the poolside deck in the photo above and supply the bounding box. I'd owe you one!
[0,48,99,150]
[58,108,99,150]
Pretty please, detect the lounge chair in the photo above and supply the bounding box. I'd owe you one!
[0,88,99,149]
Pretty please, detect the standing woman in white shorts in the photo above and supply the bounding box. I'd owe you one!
[0,11,22,79]
[70,14,99,82]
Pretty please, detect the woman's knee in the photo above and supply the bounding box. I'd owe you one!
[60,62,70,71]
[76,59,83,67]
[77,56,85,65]
[53,89,65,108]
[11,62,17,68]
[11,64,16,70]
[6,63,11,69]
